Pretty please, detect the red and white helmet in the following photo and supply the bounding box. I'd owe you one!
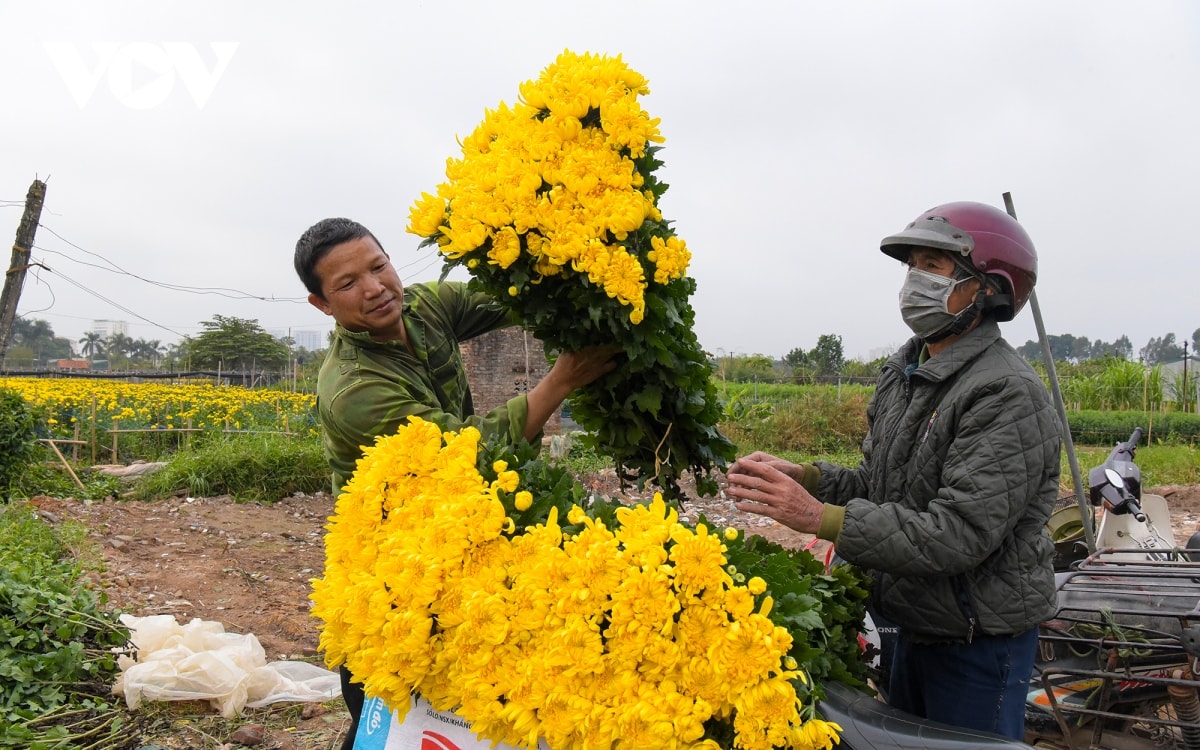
[880,201,1038,321]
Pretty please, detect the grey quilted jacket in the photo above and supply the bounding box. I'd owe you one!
[817,318,1060,642]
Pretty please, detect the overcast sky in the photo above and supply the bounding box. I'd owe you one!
[2,1,1197,361]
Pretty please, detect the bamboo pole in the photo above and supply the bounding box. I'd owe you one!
[40,439,85,490]
[90,395,97,464]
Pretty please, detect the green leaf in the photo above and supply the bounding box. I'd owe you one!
[632,388,662,413]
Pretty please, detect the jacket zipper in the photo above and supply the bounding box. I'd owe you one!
[953,575,979,643]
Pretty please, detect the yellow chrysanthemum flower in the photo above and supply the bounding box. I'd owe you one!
[405,49,683,325]
[308,415,843,749]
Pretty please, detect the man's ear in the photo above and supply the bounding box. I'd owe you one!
[308,292,332,316]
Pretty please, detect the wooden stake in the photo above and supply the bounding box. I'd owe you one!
[40,439,85,490]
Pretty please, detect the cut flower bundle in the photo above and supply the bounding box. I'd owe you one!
[311,418,870,750]
[407,49,733,499]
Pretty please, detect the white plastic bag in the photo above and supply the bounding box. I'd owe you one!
[113,614,340,718]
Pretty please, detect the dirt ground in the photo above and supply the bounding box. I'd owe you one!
[30,476,1200,749]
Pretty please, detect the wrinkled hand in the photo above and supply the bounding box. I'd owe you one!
[731,451,809,485]
[726,453,824,534]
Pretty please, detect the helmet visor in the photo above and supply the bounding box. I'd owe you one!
[881,217,974,262]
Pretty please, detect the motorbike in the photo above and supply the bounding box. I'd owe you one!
[819,428,1200,749]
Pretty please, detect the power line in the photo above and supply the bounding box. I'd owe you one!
[37,265,186,338]
[401,252,443,280]
[16,264,55,316]
[37,223,310,302]
[33,244,309,303]
[35,221,446,299]
[19,220,448,342]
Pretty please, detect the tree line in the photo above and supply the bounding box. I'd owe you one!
[1015,329,1200,366]
[1,315,324,373]
[8,316,1197,385]
[718,328,1200,386]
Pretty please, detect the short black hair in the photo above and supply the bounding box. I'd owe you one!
[294,218,382,297]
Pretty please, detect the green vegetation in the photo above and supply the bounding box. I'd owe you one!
[0,387,40,499]
[0,503,130,748]
[187,315,289,372]
[8,456,123,502]
[1067,444,1200,488]
[716,382,872,456]
[714,382,1200,488]
[132,432,329,503]
[4,374,1196,504]
[1062,410,1200,446]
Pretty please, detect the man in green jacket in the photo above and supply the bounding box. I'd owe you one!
[726,202,1060,740]
[294,217,617,749]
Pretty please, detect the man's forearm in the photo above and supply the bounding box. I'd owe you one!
[523,374,572,442]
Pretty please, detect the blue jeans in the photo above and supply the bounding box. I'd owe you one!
[887,627,1038,739]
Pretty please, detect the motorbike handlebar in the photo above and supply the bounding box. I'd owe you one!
[1109,427,1143,463]
[1126,497,1147,523]
[1089,427,1146,513]
[1125,427,1143,453]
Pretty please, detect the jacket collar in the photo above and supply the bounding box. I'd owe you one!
[328,285,424,351]
[892,318,1002,384]
[331,307,416,353]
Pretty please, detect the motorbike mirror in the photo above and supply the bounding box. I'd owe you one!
[1104,468,1125,489]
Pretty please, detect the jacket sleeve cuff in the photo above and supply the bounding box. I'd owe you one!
[817,503,845,544]
[507,394,535,446]
[799,463,821,494]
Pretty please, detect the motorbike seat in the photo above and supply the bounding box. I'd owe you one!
[818,682,1036,749]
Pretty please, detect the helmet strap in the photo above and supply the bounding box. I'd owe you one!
[981,290,1013,317]
[924,287,986,343]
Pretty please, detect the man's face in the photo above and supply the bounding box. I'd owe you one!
[307,236,406,341]
[907,247,981,314]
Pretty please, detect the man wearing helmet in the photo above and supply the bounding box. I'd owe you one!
[727,202,1060,739]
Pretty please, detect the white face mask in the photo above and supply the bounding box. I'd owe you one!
[898,266,973,340]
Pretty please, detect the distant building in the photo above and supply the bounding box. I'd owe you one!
[52,358,90,370]
[292,329,326,351]
[1160,356,1199,409]
[269,328,328,352]
[91,320,129,339]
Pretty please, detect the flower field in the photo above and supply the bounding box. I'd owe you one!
[0,377,316,460]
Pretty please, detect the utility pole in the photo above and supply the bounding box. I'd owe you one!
[0,179,48,363]
[1183,340,1190,413]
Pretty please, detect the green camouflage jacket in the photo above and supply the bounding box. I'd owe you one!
[315,281,528,493]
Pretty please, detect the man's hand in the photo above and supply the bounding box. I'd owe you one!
[726,453,824,534]
[523,345,621,441]
[547,345,622,392]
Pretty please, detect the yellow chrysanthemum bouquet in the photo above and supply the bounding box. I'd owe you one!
[311,418,869,750]
[407,50,734,499]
